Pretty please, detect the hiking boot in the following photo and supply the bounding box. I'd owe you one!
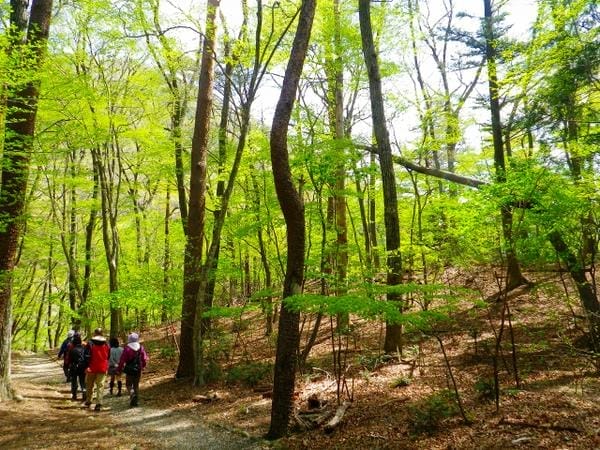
[71,394,77,401]
[129,394,138,407]
[84,401,91,408]
[109,381,114,395]
[117,381,122,397]
[94,404,102,411]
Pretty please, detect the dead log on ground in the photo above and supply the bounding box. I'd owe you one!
[192,393,220,403]
[498,417,581,432]
[324,401,351,434]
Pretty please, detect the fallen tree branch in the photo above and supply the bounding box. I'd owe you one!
[498,417,581,433]
[324,401,352,434]
[354,143,488,189]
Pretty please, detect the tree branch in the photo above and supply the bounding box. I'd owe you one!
[393,155,488,189]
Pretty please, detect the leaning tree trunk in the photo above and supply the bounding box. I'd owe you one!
[267,0,316,439]
[358,0,403,353]
[0,0,53,401]
[549,232,600,351]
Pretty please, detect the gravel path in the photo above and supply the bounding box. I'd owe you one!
[1,353,270,450]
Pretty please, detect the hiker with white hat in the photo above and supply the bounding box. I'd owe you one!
[117,332,148,407]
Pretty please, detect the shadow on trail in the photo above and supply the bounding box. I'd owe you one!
[4,353,269,450]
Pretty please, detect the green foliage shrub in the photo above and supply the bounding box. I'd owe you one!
[357,353,394,371]
[474,377,495,402]
[408,389,458,434]
[205,328,235,360]
[226,361,272,387]
[390,375,411,388]
[204,358,224,384]
[159,346,176,360]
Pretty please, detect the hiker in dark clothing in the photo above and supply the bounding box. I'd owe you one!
[67,334,87,401]
[117,332,148,407]
[57,330,74,382]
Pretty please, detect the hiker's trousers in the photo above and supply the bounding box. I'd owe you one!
[86,372,107,406]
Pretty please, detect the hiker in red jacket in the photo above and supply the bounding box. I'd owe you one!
[117,332,148,407]
[84,328,109,411]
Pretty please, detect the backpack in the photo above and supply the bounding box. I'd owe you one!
[69,346,87,374]
[123,350,141,376]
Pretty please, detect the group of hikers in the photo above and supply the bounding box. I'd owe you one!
[57,327,149,411]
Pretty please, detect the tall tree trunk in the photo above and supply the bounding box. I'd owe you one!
[138,0,191,233]
[161,186,172,323]
[252,175,273,335]
[193,24,229,384]
[324,0,348,331]
[0,0,53,401]
[177,0,220,379]
[81,168,99,335]
[368,153,380,269]
[267,0,316,439]
[67,149,78,319]
[483,0,527,290]
[34,245,52,353]
[91,145,121,338]
[193,0,296,380]
[359,0,403,354]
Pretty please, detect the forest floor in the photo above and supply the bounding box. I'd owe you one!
[2,269,600,449]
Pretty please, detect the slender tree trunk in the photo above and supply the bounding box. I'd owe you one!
[162,187,172,323]
[33,294,45,353]
[252,175,274,335]
[67,149,78,318]
[0,0,53,401]
[172,100,188,232]
[267,0,316,439]
[368,154,380,270]
[81,168,99,335]
[359,0,403,353]
[33,246,52,353]
[355,175,372,269]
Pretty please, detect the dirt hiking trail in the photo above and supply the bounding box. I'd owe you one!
[0,353,269,449]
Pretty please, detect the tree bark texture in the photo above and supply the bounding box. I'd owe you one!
[483,0,527,290]
[267,0,316,439]
[177,0,220,379]
[91,145,121,338]
[0,0,53,401]
[358,0,403,353]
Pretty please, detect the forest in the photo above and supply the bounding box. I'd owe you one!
[0,0,599,447]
